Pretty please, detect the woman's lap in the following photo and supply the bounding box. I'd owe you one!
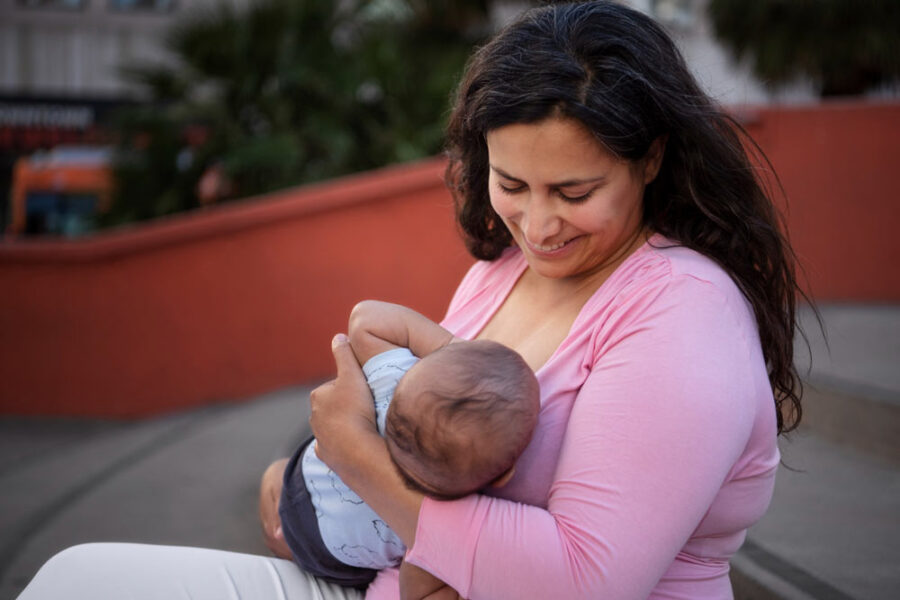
[17,543,364,600]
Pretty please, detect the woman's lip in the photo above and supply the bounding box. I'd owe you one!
[524,236,579,256]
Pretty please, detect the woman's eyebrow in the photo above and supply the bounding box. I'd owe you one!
[489,164,605,187]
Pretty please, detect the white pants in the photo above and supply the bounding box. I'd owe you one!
[17,543,364,600]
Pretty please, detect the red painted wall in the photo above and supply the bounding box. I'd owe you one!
[741,101,900,301]
[0,158,473,416]
[1,102,898,417]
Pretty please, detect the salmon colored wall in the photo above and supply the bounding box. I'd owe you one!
[1,102,898,417]
[0,158,474,416]
[741,101,900,301]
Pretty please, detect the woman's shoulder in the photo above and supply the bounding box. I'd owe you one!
[585,234,755,334]
[572,236,765,387]
[614,235,747,305]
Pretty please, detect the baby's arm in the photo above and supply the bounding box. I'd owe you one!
[348,300,459,365]
[400,561,463,600]
[348,301,462,596]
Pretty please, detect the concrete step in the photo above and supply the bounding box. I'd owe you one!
[732,428,900,600]
[799,383,900,467]
[793,303,900,464]
[732,300,900,600]
[0,387,312,600]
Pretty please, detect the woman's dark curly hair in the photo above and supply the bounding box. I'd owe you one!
[445,1,807,433]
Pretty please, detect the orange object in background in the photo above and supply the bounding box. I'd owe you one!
[7,146,113,237]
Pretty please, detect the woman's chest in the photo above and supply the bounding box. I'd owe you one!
[475,274,597,372]
[477,307,570,372]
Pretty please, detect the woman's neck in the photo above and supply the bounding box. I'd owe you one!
[525,225,651,299]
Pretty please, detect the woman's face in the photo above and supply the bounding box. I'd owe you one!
[485,117,662,282]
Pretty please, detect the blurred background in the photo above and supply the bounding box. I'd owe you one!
[0,1,898,599]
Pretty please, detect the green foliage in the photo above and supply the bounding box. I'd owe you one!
[708,0,900,97]
[103,0,490,227]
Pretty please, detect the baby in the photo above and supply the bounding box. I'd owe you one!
[260,300,540,595]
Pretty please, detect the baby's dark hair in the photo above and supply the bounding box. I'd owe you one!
[384,340,540,500]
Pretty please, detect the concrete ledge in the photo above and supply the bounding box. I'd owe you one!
[731,541,855,600]
[732,551,819,600]
[800,382,900,467]
[0,157,448,263]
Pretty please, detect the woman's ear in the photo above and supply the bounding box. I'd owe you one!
[643,135,667,184]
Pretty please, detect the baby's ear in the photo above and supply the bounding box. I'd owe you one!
[490,466,516,488]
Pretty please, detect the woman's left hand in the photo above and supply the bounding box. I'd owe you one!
[308,333,380,472]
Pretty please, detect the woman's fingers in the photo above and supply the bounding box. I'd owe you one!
[308,333,378,469]
[330,333,361,379]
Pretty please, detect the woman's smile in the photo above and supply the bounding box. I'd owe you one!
[522,234,581,256]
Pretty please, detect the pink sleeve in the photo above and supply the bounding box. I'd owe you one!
[406,278,763,599]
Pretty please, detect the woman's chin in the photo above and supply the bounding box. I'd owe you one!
[519,241,589,279]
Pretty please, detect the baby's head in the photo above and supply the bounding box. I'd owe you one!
[384,340,540,500]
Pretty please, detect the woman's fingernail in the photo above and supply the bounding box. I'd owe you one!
[332,333,349,346]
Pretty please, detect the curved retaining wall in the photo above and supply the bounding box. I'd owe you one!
[0,158,473,416]
[1,101,898,416]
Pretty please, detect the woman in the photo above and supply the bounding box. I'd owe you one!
[18,3,804,599]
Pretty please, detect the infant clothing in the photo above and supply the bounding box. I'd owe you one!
[280,348,418,588]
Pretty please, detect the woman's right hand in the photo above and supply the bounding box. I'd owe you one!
[308,333,380,473]
[309,332,424,545]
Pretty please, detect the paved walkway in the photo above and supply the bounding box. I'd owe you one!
[0,388,313,600]
[795,303,900,404]
[732,303,900,600]
[0,303,897,600]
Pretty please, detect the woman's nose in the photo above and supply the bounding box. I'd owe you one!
[520,196,562,244]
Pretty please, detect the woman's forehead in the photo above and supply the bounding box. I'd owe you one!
[485,117,619,179]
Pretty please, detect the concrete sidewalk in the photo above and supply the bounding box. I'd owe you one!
[1,303,898,600]
[729,303,900,600]
[0,387,314,600]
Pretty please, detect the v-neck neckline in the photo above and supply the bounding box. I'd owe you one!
[472,234,660,376]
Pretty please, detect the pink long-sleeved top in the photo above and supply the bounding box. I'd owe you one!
[366,234,780,600]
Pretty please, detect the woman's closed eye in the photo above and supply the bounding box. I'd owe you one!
[497,182,596,204]
[497,182,526,195]
[558,188,594,203]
